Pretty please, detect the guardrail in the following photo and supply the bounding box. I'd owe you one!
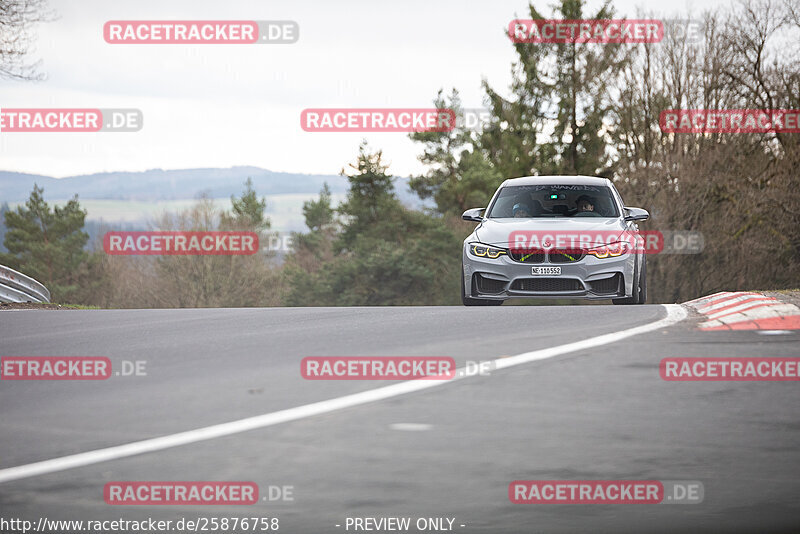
[0,264,51,303]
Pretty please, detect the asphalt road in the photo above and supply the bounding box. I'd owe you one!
[1,305,799,533]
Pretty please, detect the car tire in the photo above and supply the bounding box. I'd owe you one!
[461,268,504,306]
[612,256,641,305]
[636,256,647,304]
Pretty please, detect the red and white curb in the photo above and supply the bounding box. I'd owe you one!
[684,291,800,331]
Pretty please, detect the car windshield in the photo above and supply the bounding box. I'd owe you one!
[486,184,620,218]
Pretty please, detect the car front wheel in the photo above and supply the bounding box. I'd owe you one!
[613,256,645,305]
[461,268,503,306]
[635,256,647,304]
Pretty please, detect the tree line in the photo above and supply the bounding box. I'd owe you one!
[3,0,798,306]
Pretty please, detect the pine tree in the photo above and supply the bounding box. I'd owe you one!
[482,0,628,178]
[302,182,335,232]
[224,177,270,231]
[0,184,89,301]
[335,141,399,251]
[284,143,462,306]
[409,89,503,214]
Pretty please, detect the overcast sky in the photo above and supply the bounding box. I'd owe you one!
[1,0,728,179]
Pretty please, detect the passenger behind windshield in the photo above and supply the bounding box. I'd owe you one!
[576,195,595,213]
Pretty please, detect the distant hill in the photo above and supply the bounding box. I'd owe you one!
[0,167,431,255]
[0,167,424,206]
[0,167,347,201]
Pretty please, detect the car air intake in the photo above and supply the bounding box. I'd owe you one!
[588,273,622,295]
[474,274,507,294]
[510,278,583,291]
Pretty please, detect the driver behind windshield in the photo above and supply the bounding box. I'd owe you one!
[576,195,595,213]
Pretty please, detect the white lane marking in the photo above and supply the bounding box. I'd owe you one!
[0,305,687,484]
[757,330,792,335]
[389,423,433,431]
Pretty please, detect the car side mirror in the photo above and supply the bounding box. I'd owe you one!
[624,207,649,221]
[462,208,485,223]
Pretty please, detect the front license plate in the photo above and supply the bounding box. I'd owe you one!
[531,266,561,275]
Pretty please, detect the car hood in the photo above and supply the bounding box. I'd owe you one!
[474,218,628,248]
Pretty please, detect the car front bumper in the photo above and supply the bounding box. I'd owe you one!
[462,246,635,301]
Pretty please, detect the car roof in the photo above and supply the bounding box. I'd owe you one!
[500,175,612,187]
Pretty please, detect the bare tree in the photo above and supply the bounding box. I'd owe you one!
[90,197,285,309]
[0,0,51,80]
[610,1,800,303]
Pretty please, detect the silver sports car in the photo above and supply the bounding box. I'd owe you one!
[461,176,649,306]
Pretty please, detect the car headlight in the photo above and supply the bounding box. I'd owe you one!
[586,241,630,259]
[468,243,506,259]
